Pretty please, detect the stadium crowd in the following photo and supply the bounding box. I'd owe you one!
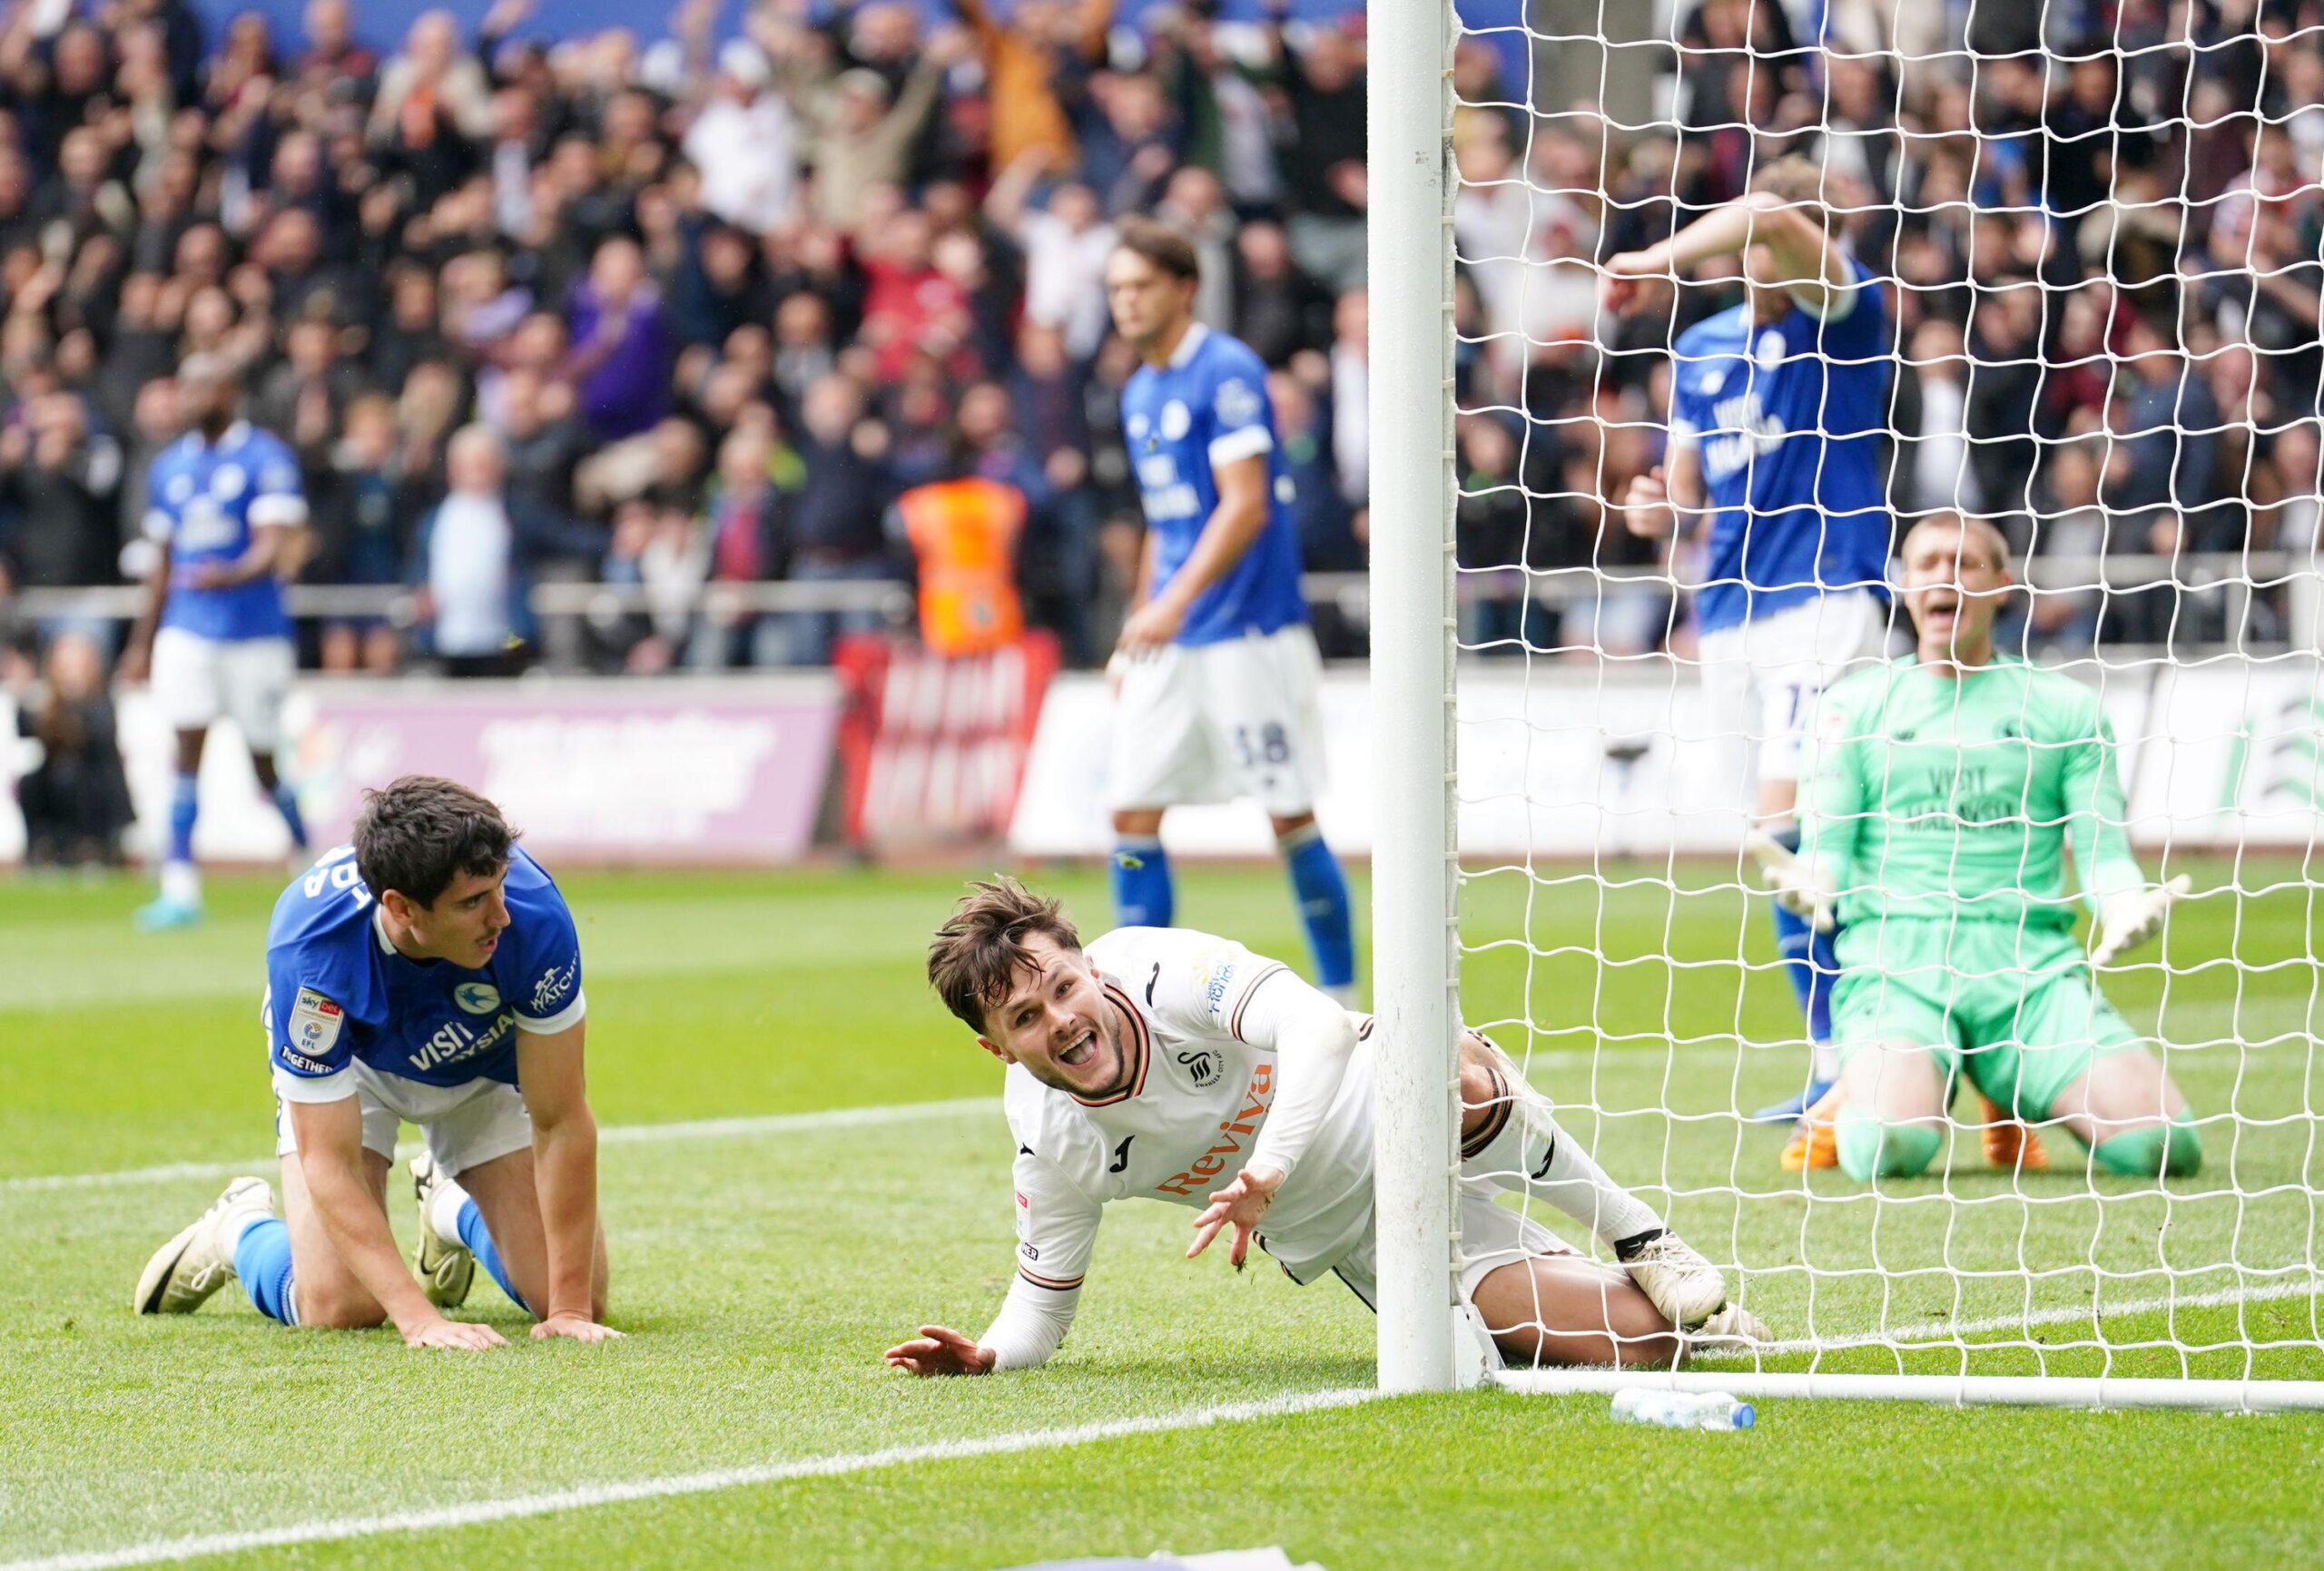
[0,0,2319,682]
[0,0,1389,677]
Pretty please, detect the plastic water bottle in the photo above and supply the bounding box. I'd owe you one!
[1610,1387,1756,1430]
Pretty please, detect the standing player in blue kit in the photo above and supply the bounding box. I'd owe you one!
[119,356,313,931]
[1102,219,1358,1005]
[132,776,620,1350]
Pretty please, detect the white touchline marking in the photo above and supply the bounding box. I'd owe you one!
[0,1098,1005,1193]
[0,1386,1384,1571]
[1690,1277,2324,1361]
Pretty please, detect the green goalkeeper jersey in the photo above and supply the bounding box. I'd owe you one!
[1797,654,2146,931]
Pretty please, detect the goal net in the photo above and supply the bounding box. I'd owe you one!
[1368,0,2324,1407]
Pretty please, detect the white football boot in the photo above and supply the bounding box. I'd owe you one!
[410,1153,476,1310]
[1622,1232,1736,1330]
[133,1176,273,1314]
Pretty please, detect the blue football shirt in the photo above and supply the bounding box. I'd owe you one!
[143,420,307,642]
[263,844,586,1100]
[1119,324,1308,646]
[1666,258,1893,633]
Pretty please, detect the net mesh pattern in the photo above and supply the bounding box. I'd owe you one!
[1442,0,2324,1384]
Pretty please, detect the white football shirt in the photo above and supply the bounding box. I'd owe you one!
[1004,926,1377,1293]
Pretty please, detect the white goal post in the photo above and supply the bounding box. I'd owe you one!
[1366,1,2324,1409]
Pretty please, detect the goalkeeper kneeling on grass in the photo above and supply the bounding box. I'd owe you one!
[1757,513,2200,1183]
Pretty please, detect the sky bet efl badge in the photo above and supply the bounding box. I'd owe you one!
[288,988,343,1056]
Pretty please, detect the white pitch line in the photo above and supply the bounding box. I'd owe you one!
[0,1098,1004,1194]
[1692,1277,2324,1361]
[0,1385,1383,1571]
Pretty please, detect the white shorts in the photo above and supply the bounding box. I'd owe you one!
[1320,1180,1574,1311]
[1107,625,1326,818]
[1697,590,1887,785]
[274,1059,534,1178]
[151,628,295,751]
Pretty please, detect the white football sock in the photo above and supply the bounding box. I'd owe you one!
[425,1171,475,1247]
[1462,1067,1663,1245]
[161,860,201,906]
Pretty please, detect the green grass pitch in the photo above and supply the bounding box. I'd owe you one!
[4,859,2321,1569]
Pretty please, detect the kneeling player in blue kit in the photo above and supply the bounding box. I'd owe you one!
[133,775,619,1350]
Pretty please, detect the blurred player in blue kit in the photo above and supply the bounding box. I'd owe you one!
[133,776,620,1350]
[118,356,311,930]
[1102,220,1357,1004]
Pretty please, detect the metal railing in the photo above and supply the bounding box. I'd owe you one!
[7,554,2317,653]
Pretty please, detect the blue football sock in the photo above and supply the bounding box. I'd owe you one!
[167,771,200,867]
[232,1216,298,1325]
[457,1197,527,1313]
[1111,836,1174,928]
[1280,822,1355,991]
[269,779,309,851]
[1768,900,1837,1043]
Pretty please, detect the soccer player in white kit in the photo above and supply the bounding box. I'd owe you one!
[885,879,1768,1377]
[119,355,311,930]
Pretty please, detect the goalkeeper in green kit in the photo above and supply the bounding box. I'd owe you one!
[1755,514,2201,1182]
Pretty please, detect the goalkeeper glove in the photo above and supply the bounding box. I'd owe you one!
[1744,830,1837,933]
[2090,874,2193,967]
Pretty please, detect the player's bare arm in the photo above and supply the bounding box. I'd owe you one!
[1601,184,1852,315]
[286,1097,507,1350]
[517,1021,621,1342]
[1116,452,1270,657]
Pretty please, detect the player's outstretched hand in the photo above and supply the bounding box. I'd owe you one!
[403,1316,509,1351]
[885,1324,995,1376]
[1745,830,1837,932]
[530,1312,625,1344]
[1187,1164,1283,1268]
[2091,875,2193,967]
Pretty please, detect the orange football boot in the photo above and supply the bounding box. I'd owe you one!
[1979,1095,2050,1171]
[1780,1085,1845,1172]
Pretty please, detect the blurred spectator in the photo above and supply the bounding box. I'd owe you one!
[7,629,132,868]
[410,424,598,674]
[566,236,673,440]
[0,390,123,598]
[309,395,417,673]
[786,374,901,663]
[683,41,801,236]
[692,422,790,669]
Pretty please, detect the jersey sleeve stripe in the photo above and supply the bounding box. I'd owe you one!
[1207,426,1275,466]
[1228,962,1291,1042]
[247,495,310,527]
[271,1065,356,1103]
[1017,1267,1086,1291]
[514,991,586,1035]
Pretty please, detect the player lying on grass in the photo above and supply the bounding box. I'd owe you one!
[886,879,1769,1376]
[1758,514,2201,1182]
[133,775,620,1349]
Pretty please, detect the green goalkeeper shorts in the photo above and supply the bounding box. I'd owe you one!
[1829,918,2142,1120]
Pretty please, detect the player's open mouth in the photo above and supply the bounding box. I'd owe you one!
[1059,1026,1098,1068]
